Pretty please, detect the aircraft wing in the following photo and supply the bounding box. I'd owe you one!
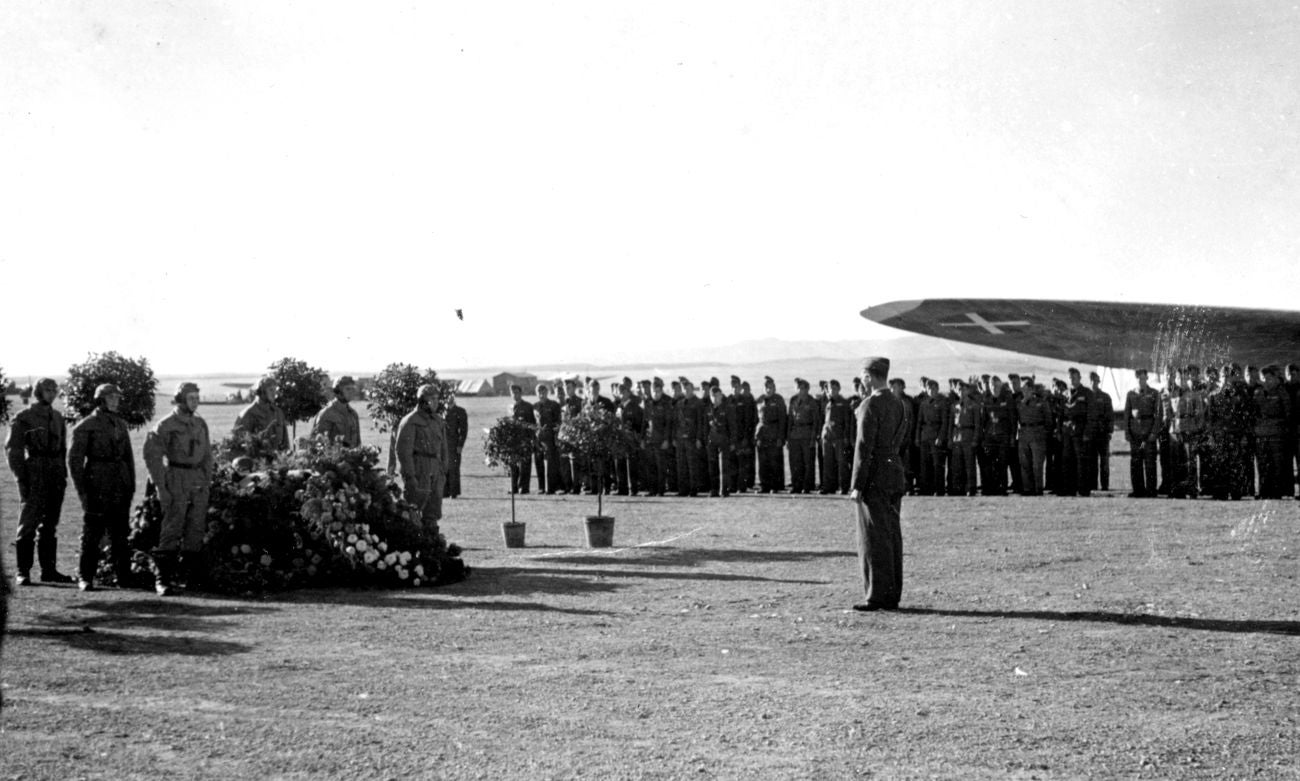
[862,299,1300,370]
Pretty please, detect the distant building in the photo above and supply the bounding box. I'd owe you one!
[455,377,493,397]
[491,372,538,396]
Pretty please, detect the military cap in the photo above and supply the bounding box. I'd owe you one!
[416,383,441,401]
[333,375,356,393]
[990,375,1002,384]
[623,376,633,387]
[174,381,200,403]
[255,375,278,395]
[1052,378,1067,389]
[795,377,809,389]
[741,381,751,390]
[670,379,682,389]
[1067,367,1081,376]
[709,384,723,394]
[681,378,694,389]
[652,377,664,387]
[709,376,720,387]
[564,377,577,386]
[94,383,123,400]
[1007,373,1020,381]
[34,377,58,393]
[730,375,741,386]
[1134,368,1149,377]
[829,379,841,388]
[1262,364,1281,377]
[763,376,775,386]
[862,356,890,377]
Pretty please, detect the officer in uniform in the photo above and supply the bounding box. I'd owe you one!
[615,382,645,495]
[787,379,819,494]
[1253,366,1291,498]
[442,392,469,498]
[1086,371,1115,492]
[704,385,737,496]
[1124,369,1161,497]
[233,375,289,454]
[143,382,214,595]
[979,376,1013,496]
[1005,374,1025,493]
[534,384,563,495]
[1016,381,1054,495]
[674,380,707,496]
[820,379,853,494]
[888,379,915,495]
[735,379,757,491]
[850,357,907,612]
[950,381,982,496]
[642,378,674,496]
[914,379,951,495]
[68,384,136,590]
[508,384,535,494]
[1167,368,1200,498]
[6,378,74,585]
[311,376,361,447]
[1057,369,1093,496]
[558,380,583,492]
[396,383,449,530]
[755,377,787,493]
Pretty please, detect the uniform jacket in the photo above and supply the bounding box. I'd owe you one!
[755,393,787,444]
[511,399,537,425]
[787,394,819,441]
[5,402,67,487]
[916,394,951,447]
[234,399,289,451]
[850,388,907,496]
[821,395,854,443]
[981,388,1016,446]
[1124,386,1162,441]
[674,396,707,443]
[1253,385,1291,439]
[143,409,213,486]
[618,398,646,442]
[951,392,982,445]
[705,400,737,446]
[395,408,449,483]
[732,391,757,446]
[312,399,361,447]
[644,395,675,445]
[1016,394,1054,438]
[1062,385,1093,437]
[68,407,135,497]
[1169,388,1204,436]
[444,404,469,450]
[535,398,563,442]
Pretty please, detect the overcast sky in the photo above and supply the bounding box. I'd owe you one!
[3,2,1297,377]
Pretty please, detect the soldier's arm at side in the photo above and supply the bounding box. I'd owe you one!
[67,422,89,500]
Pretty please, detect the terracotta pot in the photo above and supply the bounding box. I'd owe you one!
[584,515,615,548]
[502,521,526,548]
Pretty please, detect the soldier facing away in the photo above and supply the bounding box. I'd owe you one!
[850,357,907,612]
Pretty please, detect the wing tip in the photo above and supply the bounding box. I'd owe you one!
[861,299,925,323]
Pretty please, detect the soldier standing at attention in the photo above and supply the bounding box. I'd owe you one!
[977,376,1013,496]
[1016,382,1054,495]
[755,376,788,493]
[674,380,707,496]
[820,379,853,494]
[1124,369,1161,497]
[850,357,907,612]
[642,378,674,496]
[1005,374,1025,494]
[6,377,74,586]
[1059,368,1093,497]
[787,379,819,494]
[914,379,951,495]
[396,384,449,530]
[1168,368,1203,499]
[508,384,536,494]
[888,379,916,495]
[68,384,135,591]
[443,392,469,498]
[559,380,583,492]
[949,381,982,496]
[615,382,645,495]
[143,382,213,596]
[735,379,758,492]
[311,376,361,447]
[1253,366,1292,498]
[1087,371,1115,492]
[232,376,289,454]
[704,385,737,496]
[534,384,563,495]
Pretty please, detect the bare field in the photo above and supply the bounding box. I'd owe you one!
[2,399,1298,779]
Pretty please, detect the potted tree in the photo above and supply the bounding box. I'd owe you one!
[483,415,539,548]
[558,406,633,547]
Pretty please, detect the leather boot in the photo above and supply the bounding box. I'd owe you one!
[15,539,35,585]
[152,550,178,596]
[180,550,210,591]
[38,536,74,583]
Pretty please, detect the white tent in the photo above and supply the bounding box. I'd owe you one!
[455,377,493,396]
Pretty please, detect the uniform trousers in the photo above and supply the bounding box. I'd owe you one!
[14,461,66,573]
[445,448,463,498]
[510,461,532,494]
[787,439,816,493]
[157,468,210,553]
[855,488,903,609]
[676,441,704,496]
[536,433,562,494]
[615,450,642,495]
[1129,438,1158,497]
[705,442,735,495]
[820,438,850,494]
[1060,428,1090,496]
[406,466,445,528]
[1256,436,1292,499]
[757,441,784,492]
[951,439,978,495]
[916,441,945,495]
[78,493,132,582]
[979,442,1007,495]
[1018,431,1048,495]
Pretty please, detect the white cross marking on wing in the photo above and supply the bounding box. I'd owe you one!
[939,312,1031,335]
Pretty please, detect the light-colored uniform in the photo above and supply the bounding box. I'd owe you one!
[395,408,449,527]
[233,399,289,451]
[143,410,213,553]
[311,399,361,447]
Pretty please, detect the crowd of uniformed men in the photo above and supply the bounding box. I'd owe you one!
[497,363,1300,503]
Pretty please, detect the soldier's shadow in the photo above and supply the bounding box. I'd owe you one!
[896,607,1300,636]
[10,598,265,656]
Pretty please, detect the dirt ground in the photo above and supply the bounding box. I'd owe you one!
[1,398,1297,779]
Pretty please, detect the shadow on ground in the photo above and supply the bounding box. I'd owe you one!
[898,607,1300,636]
[12,599,262,656]
[536,547,853,569]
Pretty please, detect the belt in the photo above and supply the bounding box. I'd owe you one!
[167,461,201,470]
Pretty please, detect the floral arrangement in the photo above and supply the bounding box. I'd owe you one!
[100,436,467,595]
[557,406,635,516]
[483,415,539,523]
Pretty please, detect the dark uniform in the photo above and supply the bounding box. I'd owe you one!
[1253,379,1291,498]
[443,402,469,497]
[755,385,787,493]
[311,399,361,447]
[643,389,674,496]
[1086,386,1114,492]
[1205,378,1254,500]
[914,389,951,495]
[535,396,564,494]
[1124,383,1161,497]
[733,384,758,491]
[1060,381,1093,496]
[69,405,136,585]
[820,393,854,494]
[950,387,981,496]
[979,385,1014,496]
[6,395,69,582]
[851,363,907,611]
[787,387,819,494]
[1168,383,1204,498]
[615,395,645,495]
[704,394,737,496]
[1016,389,1053,495]
[561,390,584,492]
[674,390,707,496]
[233,399,289,453]
[510,398,536,494]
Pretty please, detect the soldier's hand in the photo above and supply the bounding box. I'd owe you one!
[660,441,669,451]
[850,489,862,501]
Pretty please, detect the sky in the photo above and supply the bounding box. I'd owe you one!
[3,1,1298,377]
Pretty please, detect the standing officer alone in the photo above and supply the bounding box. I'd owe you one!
[849,357,907,612]
[143,382,213,596]
[396,384,449,530]
[443,393,469,498]
[68,384,136,591]
[5,377,74,585]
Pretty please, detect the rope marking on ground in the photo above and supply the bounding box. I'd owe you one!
[526,526,704,558]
